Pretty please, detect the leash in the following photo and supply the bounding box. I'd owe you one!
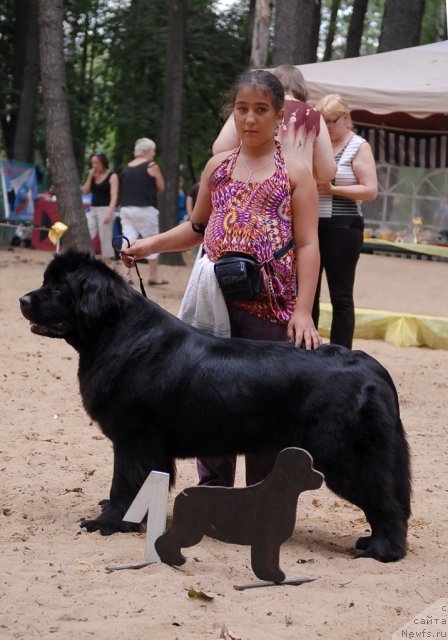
[112,235,148,298]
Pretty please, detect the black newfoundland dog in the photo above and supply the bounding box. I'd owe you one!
[20,250,411,562]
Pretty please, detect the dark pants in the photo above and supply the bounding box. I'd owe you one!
[312,217,364,350]
[196,305,288,487]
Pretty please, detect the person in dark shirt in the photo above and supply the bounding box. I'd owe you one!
[82,152,118,261]
[120,138,167,285]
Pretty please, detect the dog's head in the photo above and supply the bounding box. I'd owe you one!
[19,249,135,344]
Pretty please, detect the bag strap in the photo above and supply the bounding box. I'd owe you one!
[272,237,294,261]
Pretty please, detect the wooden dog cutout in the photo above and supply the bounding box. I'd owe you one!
[155,448,324,582]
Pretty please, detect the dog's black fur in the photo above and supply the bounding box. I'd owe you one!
[20,250,411,562]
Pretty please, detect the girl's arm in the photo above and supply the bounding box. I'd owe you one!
[287,159,321,350]
[121,156,222,265]
[313,115,337,183]
[319,142,378,201]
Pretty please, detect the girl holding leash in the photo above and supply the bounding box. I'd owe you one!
[121,69,321,487]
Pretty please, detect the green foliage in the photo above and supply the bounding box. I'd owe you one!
[1,0,444,187]
[182,0,251,181]
[0,0,19,156]
[319,0,385,59]
[420,0,443,44]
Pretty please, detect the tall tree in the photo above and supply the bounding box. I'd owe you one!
[159,0,187,266]
[345,0,369,58]
[310,0,322,63]
[273,0,317,65]
[38,0,90,249]
[12,0,40,163]
[323,0,341,60]
[378,0,426,52]
[250,0,272,68]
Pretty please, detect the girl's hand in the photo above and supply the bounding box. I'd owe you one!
[287,310,322,350]
[88,168,96,179]
[121,239,152,268]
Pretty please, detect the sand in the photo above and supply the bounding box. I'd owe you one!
[1,246,447,640]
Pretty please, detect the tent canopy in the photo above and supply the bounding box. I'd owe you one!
[297,41,448,167]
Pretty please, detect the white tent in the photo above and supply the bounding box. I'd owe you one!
[298,41,448,168]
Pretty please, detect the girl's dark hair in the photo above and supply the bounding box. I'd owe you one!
[272,64,309,102]
[89,152,109,169]
[223,69,285,117]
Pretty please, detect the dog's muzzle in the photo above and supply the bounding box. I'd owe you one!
[19,294,72,337]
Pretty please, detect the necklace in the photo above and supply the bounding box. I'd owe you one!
[240,152,274,185]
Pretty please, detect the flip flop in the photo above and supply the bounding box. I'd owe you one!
[148,279,169,286]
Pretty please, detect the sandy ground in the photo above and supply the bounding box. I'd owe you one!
[1,246,447,640]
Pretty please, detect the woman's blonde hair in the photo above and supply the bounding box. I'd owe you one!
[315,93,354,130]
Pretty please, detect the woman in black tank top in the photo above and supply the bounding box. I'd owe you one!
[119,137,167,285]
[82,152,119,261]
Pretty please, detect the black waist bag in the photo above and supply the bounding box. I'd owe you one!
[214,253,261,301]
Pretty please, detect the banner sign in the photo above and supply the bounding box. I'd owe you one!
[0,160,38,222]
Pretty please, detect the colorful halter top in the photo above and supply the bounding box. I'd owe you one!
[204,141,297,325]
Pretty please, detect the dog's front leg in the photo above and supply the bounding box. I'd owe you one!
[81,437,174,535]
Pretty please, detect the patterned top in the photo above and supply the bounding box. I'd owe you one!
[204,141,296,325]
[318,133,365,218]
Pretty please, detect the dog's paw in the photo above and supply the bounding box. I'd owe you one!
[80,516,140,536]
[354,536,406,563]
[98,499,110,512]
[355,535,371,551]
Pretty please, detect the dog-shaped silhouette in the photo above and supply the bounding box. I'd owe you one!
[155,448,324,582]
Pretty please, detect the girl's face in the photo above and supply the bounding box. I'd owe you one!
[233,86,283,148]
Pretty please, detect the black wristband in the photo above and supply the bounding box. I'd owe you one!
[191,221,205,236]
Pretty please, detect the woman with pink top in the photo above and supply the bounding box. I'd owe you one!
[121,69,321,487]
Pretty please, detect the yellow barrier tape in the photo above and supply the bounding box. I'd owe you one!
[364,238,448,260]
[319,303,448,350]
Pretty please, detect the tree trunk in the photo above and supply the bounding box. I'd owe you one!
[310,0,322,63]
[159,0,187,266]
[437,0,447,40]
[13,0,39,163]
[273,0,316,65]
[38,0,90,250]
[250,0,272,69]
[378,0,426,52]
[323,0,341,61]
[345,0,368,58]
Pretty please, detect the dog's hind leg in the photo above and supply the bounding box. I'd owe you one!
[326,463,409,562]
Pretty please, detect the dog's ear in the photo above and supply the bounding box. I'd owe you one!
[74,271,131,326]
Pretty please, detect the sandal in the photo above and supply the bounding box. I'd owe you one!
[148,279,169,286]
